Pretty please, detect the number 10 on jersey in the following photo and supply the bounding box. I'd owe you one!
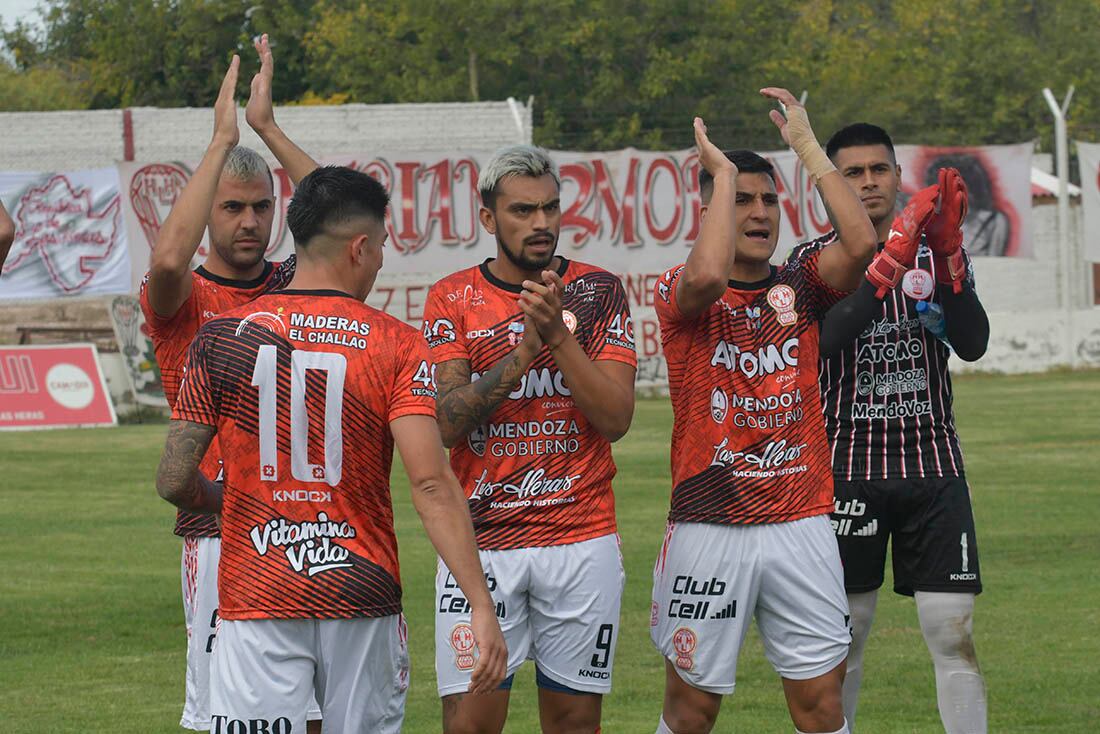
[251,345,347,486]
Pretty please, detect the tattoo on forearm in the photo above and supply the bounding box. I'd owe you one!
[157,420,219,512]
[436,354,526,444]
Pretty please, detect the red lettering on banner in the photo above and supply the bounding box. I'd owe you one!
[395,161,423,252]
[454,158,481,245]
[561,163,599,247]
[360,159,397,247]
[768,156,804,240]
[375,287,396,315]
[422,160,458,245]
[621,273,660,309]
[644,158,683,243]
[593,159,639,246]
[641,319,661,358]
[682,155,702,242]
[805,173,833,235]
[405,286,426,322]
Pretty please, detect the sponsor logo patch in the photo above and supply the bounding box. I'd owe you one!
[902,268,935,300]
[450,623,476,671]
[673,627,697,671]
[766,284,798,326]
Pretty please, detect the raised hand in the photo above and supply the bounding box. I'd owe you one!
[924,167,969,293]
[693,117,737,178]
[246,34,276,135]
[212,55,240,148]
[760,87,834,181]
[867,183,941,298]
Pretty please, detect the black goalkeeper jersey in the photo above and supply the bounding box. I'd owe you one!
[793,234,974,481]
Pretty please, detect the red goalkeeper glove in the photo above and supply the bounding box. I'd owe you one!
[866,183,941,299]
[924,167,969,293]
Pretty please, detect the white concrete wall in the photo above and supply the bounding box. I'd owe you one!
[0,101,530,172]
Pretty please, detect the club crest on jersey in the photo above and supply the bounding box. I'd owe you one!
[710,387,728,423]
[562,310,578,334]
[902,268,935,300]
[766,284,797,326]
[450,623,476,671]
[673,627,697,670]
[468,424,487,457]
[234,308,287,336]
[507,322,525,346]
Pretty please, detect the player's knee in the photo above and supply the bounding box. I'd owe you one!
[916,592,979,666]
[785,668,845,730]
[542,711,602,734]
[663,693,720,733]
[441,694,504,734]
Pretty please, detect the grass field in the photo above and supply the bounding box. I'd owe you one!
[1,370,1098,732]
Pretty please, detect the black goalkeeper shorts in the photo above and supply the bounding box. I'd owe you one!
[831,476,982,596]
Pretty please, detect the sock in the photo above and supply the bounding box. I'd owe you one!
[796,719,849,734]
[915,591,987,734]
[656,716,676,734]
[842,590,879,731]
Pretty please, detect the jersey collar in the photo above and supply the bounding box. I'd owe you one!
[195,261,273,289]
[478,256,571,294]
[727,265,778,291]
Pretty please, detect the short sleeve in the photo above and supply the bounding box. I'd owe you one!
[582,274,637,367]
[422,282,469,363]
[139,270,201,335]
[388,331,438,423]
[172,324,222,426]
[793,247,850,320]
[653,264,690,326]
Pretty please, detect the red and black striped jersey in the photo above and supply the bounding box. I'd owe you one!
[792,235,971,480]
[140,262,282,538]
[656,250,847,525]
[172,290,436,620]
[423,258,637,550]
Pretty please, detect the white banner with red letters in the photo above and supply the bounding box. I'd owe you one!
[0,168,129,299]
[1,143,1031,300]
[0,344,117,429]
[1076,141,1100,261]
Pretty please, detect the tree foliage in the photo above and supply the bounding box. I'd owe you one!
[1,0,1096,150]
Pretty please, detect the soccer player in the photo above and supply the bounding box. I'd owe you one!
[138,57,315,731]
[422,144,637,734]
[156,165,507,733]
[808,123,989,733]
[0,201,14,269]
[649,89,940,734]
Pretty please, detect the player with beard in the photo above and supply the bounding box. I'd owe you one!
[793,123,989,733]
[649,92,943,734]
[422,145,637,734]
[156,165,507,734]
[138,56,319,732]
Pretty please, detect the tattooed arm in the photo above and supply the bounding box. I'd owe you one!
[435,318,542,449]
[156,420,223,513]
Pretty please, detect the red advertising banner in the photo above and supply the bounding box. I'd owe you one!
[0,344,117,430]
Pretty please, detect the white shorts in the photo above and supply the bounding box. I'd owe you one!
[435,533,624,697]
[210,616,408,734]
[179,537,321,731]
[650,516,850,695]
